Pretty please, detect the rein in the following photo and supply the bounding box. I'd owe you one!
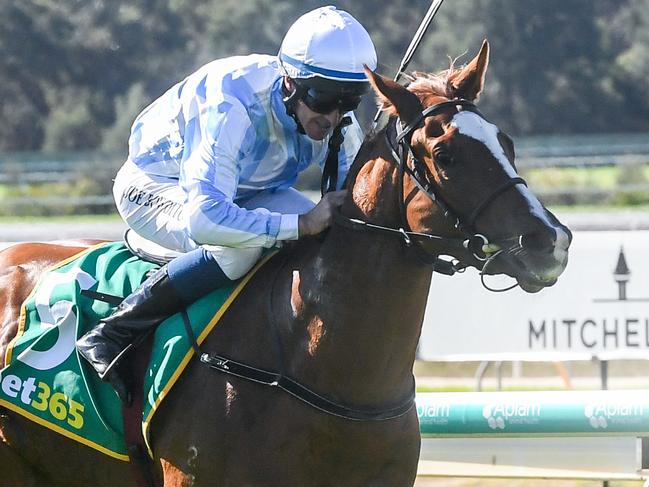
[336,98,527,279]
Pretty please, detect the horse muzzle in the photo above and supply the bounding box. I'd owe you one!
[485,223,572,293]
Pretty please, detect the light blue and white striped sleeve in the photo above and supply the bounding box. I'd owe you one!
[180,97,298,248]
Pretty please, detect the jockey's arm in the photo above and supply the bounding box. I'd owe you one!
[181,99,360,247]
[297,112,363,235]
[183,146,347,243]
[298,114,363,235]
[180,101,298,249]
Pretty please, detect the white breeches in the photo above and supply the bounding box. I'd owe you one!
[113,162,315,279]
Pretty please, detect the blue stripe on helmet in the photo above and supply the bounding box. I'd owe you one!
[280,54,368,81]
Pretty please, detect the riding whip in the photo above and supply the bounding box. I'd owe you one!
[372,0,446,127]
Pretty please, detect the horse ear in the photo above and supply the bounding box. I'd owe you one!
[364,66,423,125]
[450,39,490,101]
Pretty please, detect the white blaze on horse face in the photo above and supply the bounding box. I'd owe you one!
[450,111,550,226]
[450,111,570,268]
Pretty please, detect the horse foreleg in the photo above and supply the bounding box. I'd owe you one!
[0,434,50,486]
[160,458,195,487]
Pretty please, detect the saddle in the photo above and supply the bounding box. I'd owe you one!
[123,229,182,265]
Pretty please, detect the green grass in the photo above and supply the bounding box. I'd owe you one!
[417,385,474,393]
[525,167,609,188]
[519,164,649,207]
[523,164,649,191]
[2,163,649,220]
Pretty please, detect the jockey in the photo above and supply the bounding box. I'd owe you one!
[76,6,377,404]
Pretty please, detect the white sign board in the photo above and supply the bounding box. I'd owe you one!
[419,231,649,361]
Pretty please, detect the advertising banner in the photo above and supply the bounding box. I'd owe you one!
[419,231,649,361]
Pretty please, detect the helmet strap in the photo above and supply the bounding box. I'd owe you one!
[282,79,306,134]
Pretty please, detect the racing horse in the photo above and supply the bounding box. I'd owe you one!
[0,41,570,486]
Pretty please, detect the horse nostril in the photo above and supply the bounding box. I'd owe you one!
[564,226,573,244]
[520,229,556,253]
[544,209,572,246]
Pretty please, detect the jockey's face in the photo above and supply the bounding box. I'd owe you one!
[295,100,343,141]
[284,77,344,141]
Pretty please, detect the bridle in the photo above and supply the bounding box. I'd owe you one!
[335,98,527,283]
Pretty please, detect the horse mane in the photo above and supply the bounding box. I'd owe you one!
[405,63,458,106]
[364,62,460,142]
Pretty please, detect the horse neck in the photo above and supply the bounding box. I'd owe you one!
[282,131,434,406]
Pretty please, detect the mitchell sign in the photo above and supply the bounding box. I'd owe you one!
[418,230,649,361]
[528,317,649,350]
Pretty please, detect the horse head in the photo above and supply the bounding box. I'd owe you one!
[344,40,570,293]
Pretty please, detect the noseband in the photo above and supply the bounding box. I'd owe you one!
[336,98,527,276]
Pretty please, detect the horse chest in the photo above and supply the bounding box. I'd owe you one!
[253,402,421,485]
[160,384,420,486]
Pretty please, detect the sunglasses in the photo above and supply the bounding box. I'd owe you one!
[301,88,362,114]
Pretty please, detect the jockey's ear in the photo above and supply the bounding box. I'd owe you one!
[364,66,423,127]
[449,39,490,101]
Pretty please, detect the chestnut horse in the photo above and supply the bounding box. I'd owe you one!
[0,41,570,486]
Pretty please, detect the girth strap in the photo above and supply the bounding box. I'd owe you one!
[199,352,416,421]
[180,301,416,422]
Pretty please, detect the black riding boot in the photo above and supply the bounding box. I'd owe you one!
[76,266,184,405]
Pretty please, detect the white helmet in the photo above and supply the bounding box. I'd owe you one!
[279,6,377,85]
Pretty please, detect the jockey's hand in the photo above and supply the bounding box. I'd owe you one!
[298,190,347,237]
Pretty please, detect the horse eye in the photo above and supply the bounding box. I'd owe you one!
[434,148,453,167]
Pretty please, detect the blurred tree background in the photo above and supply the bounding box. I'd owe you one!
[1,0,649,154]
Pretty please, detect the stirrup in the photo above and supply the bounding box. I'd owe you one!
[104,369,132,406]
[98,343,136,405]
[97,342,135,379]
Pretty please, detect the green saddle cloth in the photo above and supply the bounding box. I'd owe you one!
[0,241,271,460]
